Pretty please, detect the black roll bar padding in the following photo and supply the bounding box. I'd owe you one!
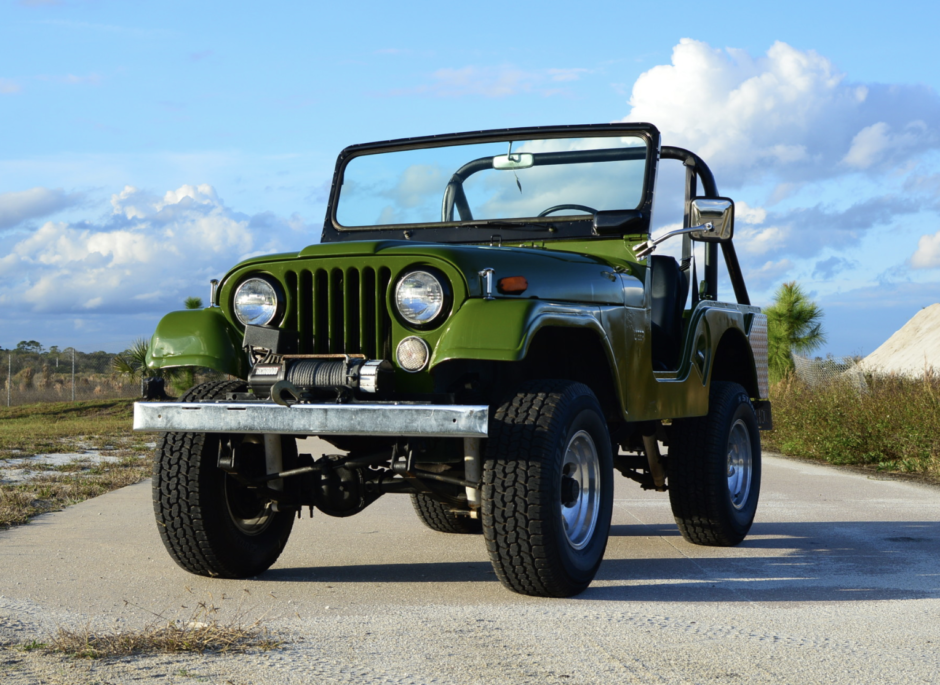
[721,242,751,305]
[663,145,752,305]
[661,146,718,198]
[684,165,699,308]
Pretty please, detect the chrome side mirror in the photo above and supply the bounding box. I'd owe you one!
[689,198,734,242]
[633,197,736,258]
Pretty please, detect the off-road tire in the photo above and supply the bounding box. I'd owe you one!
[410,494,482,534]
[153,380,295,578]
[482,380,613,597]
[668,381,762,546]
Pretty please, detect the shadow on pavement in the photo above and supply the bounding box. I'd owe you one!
[260,520,940,603]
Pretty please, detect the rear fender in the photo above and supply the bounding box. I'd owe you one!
[146,309,248,379]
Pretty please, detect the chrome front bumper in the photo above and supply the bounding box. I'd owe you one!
[133,401,489,438]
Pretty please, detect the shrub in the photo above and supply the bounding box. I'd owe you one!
[764,372,940,479]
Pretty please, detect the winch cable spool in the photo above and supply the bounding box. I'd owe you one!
[286,359,354,388]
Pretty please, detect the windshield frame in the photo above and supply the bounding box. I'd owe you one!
[321,123,661,244]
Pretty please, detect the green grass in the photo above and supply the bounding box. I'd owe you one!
[0,398,146,459]
[763,373,940,481]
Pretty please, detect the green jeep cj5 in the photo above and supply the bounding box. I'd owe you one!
[135,123,771,597]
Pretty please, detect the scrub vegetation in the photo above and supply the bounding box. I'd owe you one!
[763,372,940,481]
[762,280,940,482]
[1,335,220,407]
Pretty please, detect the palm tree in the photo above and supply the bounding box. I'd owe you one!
[765,281,826,383]
[112,337,176,382]
[184,296,203,310]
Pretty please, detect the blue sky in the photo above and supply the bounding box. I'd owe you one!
[2,0,940,357]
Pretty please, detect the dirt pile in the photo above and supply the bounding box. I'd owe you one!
[860,303,940,376]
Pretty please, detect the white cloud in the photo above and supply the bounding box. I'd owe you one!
[734,195,921,260]
[745,258,794,290]
[912,231,940,269]
[842,121,935,169]
[0,78,21,94]
[735,201,766,225]
[622,39,940,185]
[0,187,83,230]
[0,184,302,315]
[737,223,791,256]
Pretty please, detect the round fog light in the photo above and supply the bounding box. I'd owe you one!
[396,336,430,373]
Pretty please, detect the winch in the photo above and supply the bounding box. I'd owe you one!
[242,323,394,400]
[248,355,393,400]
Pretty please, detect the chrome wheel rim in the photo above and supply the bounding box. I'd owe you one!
[224,476,274,535]
[727,419,753,510]
[560,430,601,550]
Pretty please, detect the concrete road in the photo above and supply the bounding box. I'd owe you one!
[1,447,939,684]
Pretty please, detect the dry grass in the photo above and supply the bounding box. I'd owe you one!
[2,381,139,408]
[0,455,151,529]
[0,398,154,529]
[44,592,280,659]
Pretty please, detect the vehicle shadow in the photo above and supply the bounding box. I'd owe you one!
[262,520,940,602]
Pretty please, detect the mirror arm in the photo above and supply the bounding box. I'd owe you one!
[633,222,714,259]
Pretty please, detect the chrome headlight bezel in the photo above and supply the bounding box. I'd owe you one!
[232,275,285,327]
[394,268,451,328]
[396,336,431,373]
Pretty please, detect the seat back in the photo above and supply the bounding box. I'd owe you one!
[649,255,689,370]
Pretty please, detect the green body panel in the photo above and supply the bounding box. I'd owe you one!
[148,238,762,419]
[433,299,613,363]
[147,308,248,379]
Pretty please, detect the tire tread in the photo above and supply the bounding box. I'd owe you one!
[483,380,608,597]
[668,381,759,546]
[152,380,292,577]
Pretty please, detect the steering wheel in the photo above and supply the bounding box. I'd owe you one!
[537,204,597,217]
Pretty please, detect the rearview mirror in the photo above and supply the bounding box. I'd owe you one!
[689,198,734,242]
[492,153,534,170]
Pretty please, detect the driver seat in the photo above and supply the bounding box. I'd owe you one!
[649,255,689,371]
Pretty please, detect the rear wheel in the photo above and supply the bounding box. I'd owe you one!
[668,381,762,546]
[152,380,295,578]
[411,494,481,534]
[482,380,613,597]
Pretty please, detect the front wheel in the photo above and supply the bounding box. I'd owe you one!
[152,381,296,578]
[667,381,762,546]
[483,381,613,597]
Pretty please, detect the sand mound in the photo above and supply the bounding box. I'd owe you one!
[859,302,940,377]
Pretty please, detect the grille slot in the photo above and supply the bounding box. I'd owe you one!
[286,266,392,356]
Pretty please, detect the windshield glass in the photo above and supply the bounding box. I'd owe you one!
[335,135,648,228]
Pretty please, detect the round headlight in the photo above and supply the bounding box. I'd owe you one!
[395,270,447,326]
[233,277,280,327]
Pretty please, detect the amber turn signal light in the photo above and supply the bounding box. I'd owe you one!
[497,276,528,294]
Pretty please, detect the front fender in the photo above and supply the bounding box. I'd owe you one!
[146,309,248,379]
[431,299,611,365]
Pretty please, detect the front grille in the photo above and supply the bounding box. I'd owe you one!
[284,266,393,357]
